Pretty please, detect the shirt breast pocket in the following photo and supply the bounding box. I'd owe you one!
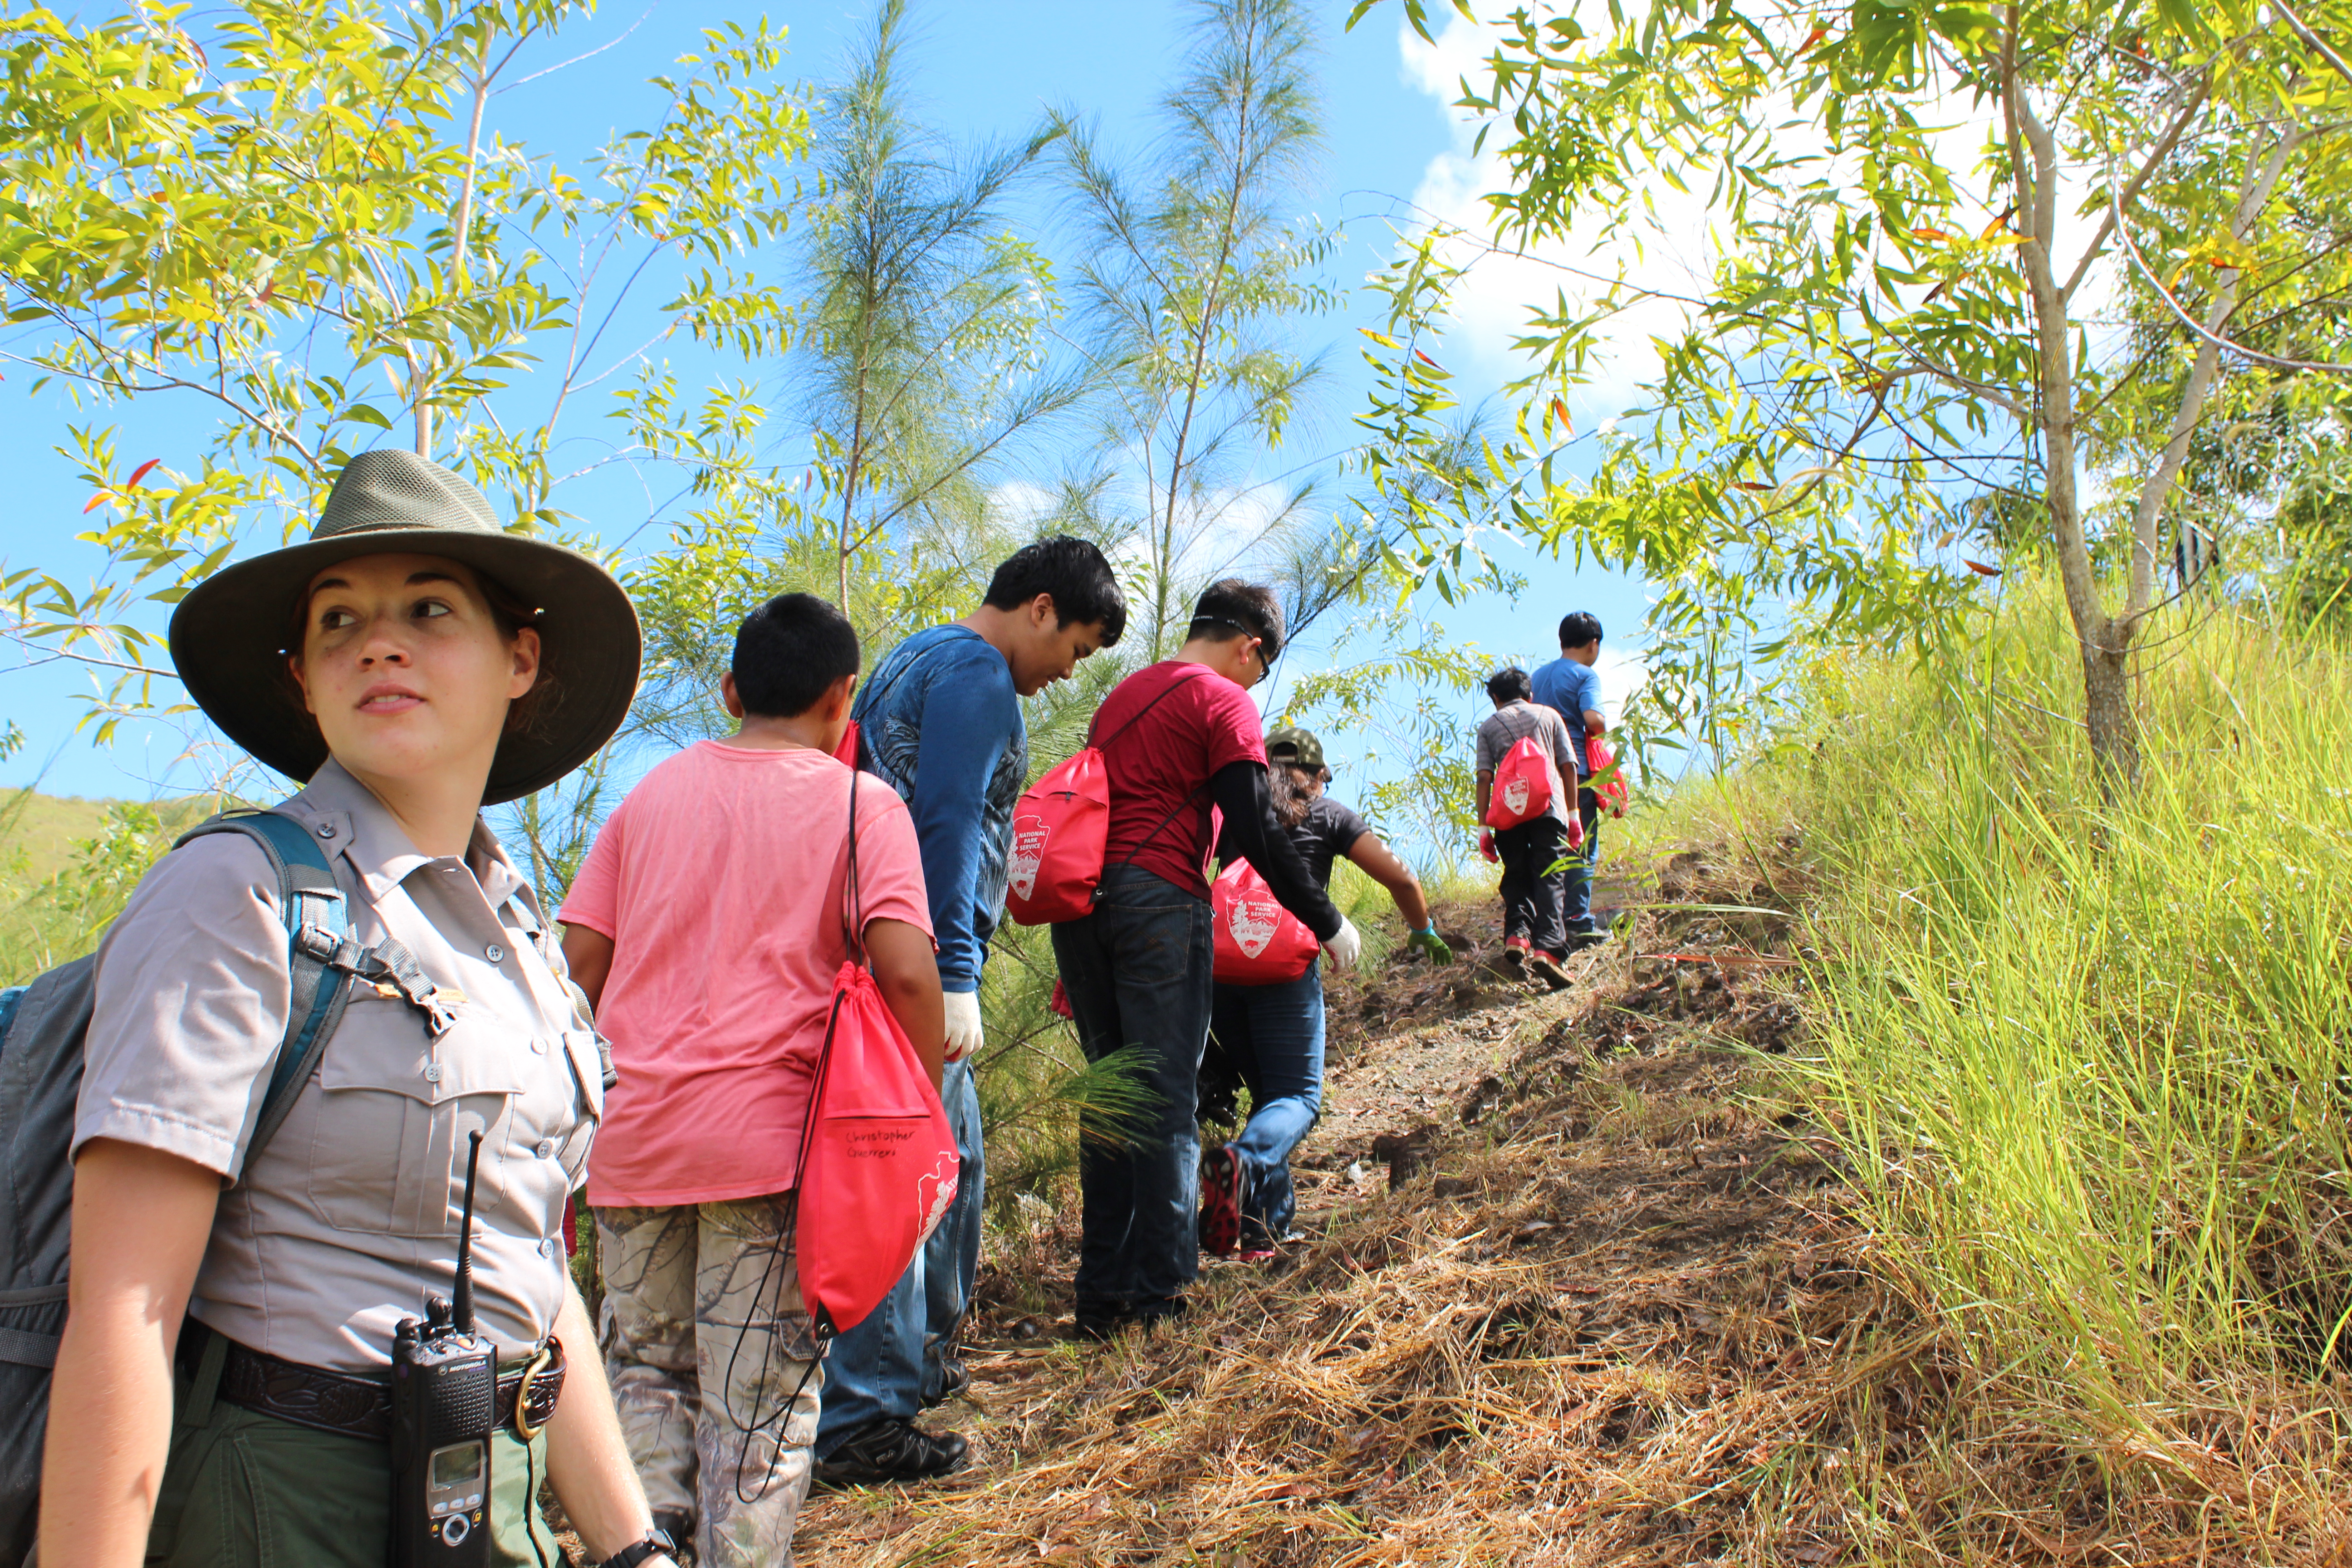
[552,1029,605,1186]
[307,1000,525,1238]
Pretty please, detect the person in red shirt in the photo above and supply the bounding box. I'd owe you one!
[1051,579,1357,1338]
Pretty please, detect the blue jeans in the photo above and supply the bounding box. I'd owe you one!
[1051,864,1214,1314]
[1565,786,1602,932]
[812,1057,985,1451]
[1208,966,1324,1244]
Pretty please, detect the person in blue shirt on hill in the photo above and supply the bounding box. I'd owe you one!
[813,538,1127,1488]
[1530,611,1609,947]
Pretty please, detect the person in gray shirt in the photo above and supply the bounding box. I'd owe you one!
[1474,666,1583,989]
[44,452,683,1568]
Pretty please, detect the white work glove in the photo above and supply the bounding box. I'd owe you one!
[941,989,984,1064]
[1322,916,1362,973]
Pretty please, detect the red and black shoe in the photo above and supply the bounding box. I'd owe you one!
[1200,1143,1245,1257]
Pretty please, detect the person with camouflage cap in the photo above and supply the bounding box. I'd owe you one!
[1198,725,1454,1260]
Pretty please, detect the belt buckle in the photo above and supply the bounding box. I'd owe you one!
[512,1342,555,1441]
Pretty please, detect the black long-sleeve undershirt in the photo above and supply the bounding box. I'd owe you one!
[1209,760,1343,942]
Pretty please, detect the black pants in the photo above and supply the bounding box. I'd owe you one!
[1496,816,1568,954]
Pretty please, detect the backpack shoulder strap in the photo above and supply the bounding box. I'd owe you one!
[173,811,356,1166]
[1089,666,1210,751]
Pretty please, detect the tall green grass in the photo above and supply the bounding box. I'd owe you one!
[1784,586,2352,1411]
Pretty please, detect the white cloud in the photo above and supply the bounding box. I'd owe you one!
[1393,9,1718,420]
[1387,9,2127,436]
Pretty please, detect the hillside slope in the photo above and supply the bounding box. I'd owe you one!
[795,825,2352,1567]
[795,843,1886,1566]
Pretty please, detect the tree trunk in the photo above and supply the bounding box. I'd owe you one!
[2080,616,2138,790]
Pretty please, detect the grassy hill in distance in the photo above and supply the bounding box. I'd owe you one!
[0,788,216,984]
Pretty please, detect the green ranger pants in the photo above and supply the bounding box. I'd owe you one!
[146,1330,556,1568]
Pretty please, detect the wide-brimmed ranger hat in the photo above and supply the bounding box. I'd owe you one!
[169,449,642,806]
[1264,725,1330,780]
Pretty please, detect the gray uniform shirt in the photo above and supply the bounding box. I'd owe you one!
[1475,699,1581,828]
[74,760,601,1372]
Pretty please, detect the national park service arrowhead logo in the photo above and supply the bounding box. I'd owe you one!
[1228,893,1281,958]
[1010,813,1047,900]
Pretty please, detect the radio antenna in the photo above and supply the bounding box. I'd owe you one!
[452,1130,482,1335]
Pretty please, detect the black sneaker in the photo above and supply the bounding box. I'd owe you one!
[1071,1296,1187,1342]
[1565,924,1608,951]
[811,1417,970,1489]
[923,1352,970,1407]
[1199,1144,1245,1257]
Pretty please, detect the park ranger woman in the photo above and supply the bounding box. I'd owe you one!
[41,451,681,1568]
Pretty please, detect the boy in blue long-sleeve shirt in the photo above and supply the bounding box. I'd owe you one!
[813,538,1128,1487]
[1531,611,1609,946]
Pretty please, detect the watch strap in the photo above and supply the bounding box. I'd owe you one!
[597,1529,676,1568]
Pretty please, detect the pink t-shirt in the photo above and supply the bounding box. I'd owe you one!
[559,740,933,1206]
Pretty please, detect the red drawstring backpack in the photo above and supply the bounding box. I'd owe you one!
[1586,735,1628,818]
[1210,859,1320,985]
[1004,747,1109,924]
[1485,734,1559,830]
[1005,671,1209,925]
[790,773,959,1337]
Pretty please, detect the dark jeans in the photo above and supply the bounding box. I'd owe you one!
[1565,785,1602,933]
[1207,967,1325,1245]
[1496,815,1568,953]
[1051,863,1215,1314]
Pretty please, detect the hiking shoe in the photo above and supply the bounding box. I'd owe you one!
[1528,950,1573,990]
[922,1352,970,1407]
[1238,1245,1279,1264]
[812,1417,970,1489]
[1199,1143,1245,1258]
[1564,924,1608,951]
[1072,1297,1186,1342]
[1499,940,1529,974]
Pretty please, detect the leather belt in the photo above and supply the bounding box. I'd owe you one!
[184,1326,566,1444]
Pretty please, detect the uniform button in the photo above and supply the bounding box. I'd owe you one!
[316,823,336,839]
[485,943,506,963]
[538,1238,557,1259]
[423,1063,444,1083]
[534,1139,555,1159]
[530,1037,547,1055]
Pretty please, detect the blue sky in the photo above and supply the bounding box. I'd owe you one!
[1,0,1651,804]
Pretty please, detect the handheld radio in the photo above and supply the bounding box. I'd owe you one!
[391,1130,497,1566]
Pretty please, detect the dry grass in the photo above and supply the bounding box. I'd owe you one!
[796,846,2352,1568]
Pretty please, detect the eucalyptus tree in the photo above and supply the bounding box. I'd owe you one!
[1061,0,1338,657]
[796,0,1087,612]
[0,0,807,807]
[1354,0,2352,786]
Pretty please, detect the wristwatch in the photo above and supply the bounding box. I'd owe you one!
[596,1529,677,1568]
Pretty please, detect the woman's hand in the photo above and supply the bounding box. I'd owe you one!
[41,1140,222,1568]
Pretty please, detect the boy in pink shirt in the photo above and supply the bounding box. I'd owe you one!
[559,593,945,1568]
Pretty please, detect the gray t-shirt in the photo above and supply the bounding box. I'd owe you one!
[1475,700,1581,828]
[76,760,599,1372]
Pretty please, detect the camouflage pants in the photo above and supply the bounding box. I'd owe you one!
[595,1197,825,1568]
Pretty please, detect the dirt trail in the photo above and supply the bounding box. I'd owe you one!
[794,839,1942,1566]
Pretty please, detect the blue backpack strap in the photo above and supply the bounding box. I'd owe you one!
[173,810,355,1163]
